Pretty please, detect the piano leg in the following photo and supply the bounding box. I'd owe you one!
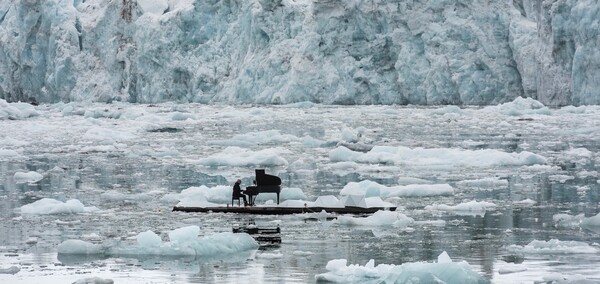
[277,193,279,205]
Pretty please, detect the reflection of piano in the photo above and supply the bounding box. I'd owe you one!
[245,169,282,206]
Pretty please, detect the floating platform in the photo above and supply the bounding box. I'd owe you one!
[172,206,396,215]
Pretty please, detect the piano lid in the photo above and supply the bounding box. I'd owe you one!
[255,169,281,186]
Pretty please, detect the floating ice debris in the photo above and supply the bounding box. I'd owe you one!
[498,263,528,274]
[13,171,43,183]
[481,97,551,116]
[25,237,38,244]
[315,251,486,283]
[171,112,196,121]
[0,149,22,160]
[425,200,496,216]
[58,228,258,257]
[168,226,200,244]
[197,147,289,167]
[456,177,509,188]
[514,199,536,206]
[257,252,283,259]
[341,180,454,198]
[208,130,299,147]
[72,276,114,284]
[549,174,575,183]
[329,145,546,168]
[581,213,600,228]
[19,198,98,215]
[0,266,20,274]
[0,99,38,120]
[137,230,162,247]
[506,239,600,254]
[337,210,414,227]
[553,214,584,229]
[293,250,314,256]
[541,273,593,283]
[83,108,121,119]
[83,127,137,143]
[101,190,157,203]
[57,240,104,255]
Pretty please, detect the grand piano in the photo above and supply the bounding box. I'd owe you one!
[244,169,282,206]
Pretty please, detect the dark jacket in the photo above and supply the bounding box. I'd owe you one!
[233,183,243,198]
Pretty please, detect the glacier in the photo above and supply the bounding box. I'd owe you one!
[0,0,599,105]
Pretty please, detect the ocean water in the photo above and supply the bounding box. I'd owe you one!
[1,102,599,283]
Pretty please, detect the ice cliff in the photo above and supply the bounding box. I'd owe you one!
[0,0,598,105]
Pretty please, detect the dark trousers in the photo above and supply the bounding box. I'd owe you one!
[233,194,248,206]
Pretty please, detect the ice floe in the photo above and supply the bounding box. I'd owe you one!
[0,99,38,120]
[337,211,414,227]
[315,251,486,283]
[341,180,453,198]
[329,145,546,168]
[197,147,289,167]
[425,200,496,216]
[72,277,114,284]
[58,228,258,257]
[13,171,44,183]
[19,198,98,215]
[506,239,599,254]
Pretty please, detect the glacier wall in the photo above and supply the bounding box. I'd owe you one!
[0,0,598,105]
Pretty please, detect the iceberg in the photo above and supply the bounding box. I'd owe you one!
[315,252,487,283]
[506,239,600,254]
[58,229,258,257]
[13,171,43,184]
[19,198,98,215]
[329,145,546,168]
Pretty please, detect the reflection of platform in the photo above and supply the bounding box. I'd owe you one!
[233,224,281,246]
[172,206,396,215]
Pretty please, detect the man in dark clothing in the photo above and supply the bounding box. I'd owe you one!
[232,179,248,206]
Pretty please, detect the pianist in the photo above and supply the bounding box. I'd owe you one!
[232,179,248,206]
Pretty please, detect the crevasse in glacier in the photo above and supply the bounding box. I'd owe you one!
[0,0,598,105]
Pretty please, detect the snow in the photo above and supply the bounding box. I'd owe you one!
[315,252,485,283]
[19,198,98,215]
